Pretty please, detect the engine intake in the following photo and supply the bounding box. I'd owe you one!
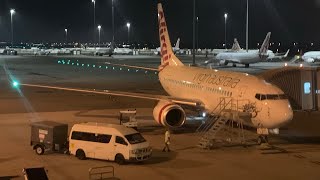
[153,101,186,128]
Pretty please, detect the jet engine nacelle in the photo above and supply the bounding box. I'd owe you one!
[153,101,186,128]
[219,60,229,66]
[306,58,315,63]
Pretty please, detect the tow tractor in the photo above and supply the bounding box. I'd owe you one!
[119,109,138,130]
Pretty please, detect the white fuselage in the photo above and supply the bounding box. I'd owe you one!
[216,51,262,64]
[159,66,293,129]
[302,51,320,63]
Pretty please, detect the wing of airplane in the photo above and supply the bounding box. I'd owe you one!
[274,49,290,57]
[20,83,203,108]
[104,62,159,71]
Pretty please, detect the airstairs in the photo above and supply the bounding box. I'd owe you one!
[197,97,252,149]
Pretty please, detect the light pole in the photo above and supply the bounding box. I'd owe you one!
[65,28,68,43]
[112,0,115,48]
[192,0,196,65]
[224,13,228,49]
[98,25,101,47]
[196,17,199,50]
[246,0,249,52]
[92,0,96,47]
[10,9,15,47]
[126,22,130,44]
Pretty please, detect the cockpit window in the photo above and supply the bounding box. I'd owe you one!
[255,94,287,101]
[255,94,260,100]
[266,95,280,100]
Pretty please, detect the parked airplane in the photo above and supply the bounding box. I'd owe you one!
[18,3,293,143]
[301,51,320,63]
[155,38,180,55]
[81,43,113,56]
[113,47,133,55]
[216,32,271,68]
[231,39,290,61]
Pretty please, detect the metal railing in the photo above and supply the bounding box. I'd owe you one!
[195,97,251,135]
[89,166,114,180]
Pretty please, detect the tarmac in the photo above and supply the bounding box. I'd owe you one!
[0,55,320,180]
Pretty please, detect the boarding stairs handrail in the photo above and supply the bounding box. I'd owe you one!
[195,97,233,135]
[195,97,251,136]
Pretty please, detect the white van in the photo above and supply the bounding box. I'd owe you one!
[69,122,152,164]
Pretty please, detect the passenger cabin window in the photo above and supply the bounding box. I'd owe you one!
[116,136,128,146]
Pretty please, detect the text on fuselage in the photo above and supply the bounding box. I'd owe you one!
[193,73,240,88]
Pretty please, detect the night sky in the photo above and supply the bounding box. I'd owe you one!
[1,0,320,48]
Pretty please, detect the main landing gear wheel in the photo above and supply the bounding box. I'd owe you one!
[245,64,249,68]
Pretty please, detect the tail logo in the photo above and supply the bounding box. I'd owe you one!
[158,11,171,68]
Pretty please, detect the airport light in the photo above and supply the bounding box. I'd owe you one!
[126,22,131,44]
[224,13,228,49]
[12,80,19,88]
[65,28,68,43]
[92,0,96,47]
[10,9,15,47]
[98,25,101,47]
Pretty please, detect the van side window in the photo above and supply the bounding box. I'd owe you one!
[71,131,82,140]
[71,131,96,142]
[116,136,128,146]
[82,132,96,142]
[97,134,112,143]
[71,131,112,143]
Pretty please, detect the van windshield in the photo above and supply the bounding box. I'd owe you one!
[125,133,146,144]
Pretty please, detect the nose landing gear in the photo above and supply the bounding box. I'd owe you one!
[257,135,269,145]
[257,127,269,145]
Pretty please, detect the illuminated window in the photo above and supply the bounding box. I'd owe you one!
[304,82,311,94]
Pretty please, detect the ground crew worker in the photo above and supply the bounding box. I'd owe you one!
[162,129,171,152]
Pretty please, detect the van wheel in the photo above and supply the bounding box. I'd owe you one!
[76,149,86,160]
[115,154,125,165]
[35,145,44,155]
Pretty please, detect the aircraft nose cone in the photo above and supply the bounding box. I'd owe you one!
[270,103,293,128]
